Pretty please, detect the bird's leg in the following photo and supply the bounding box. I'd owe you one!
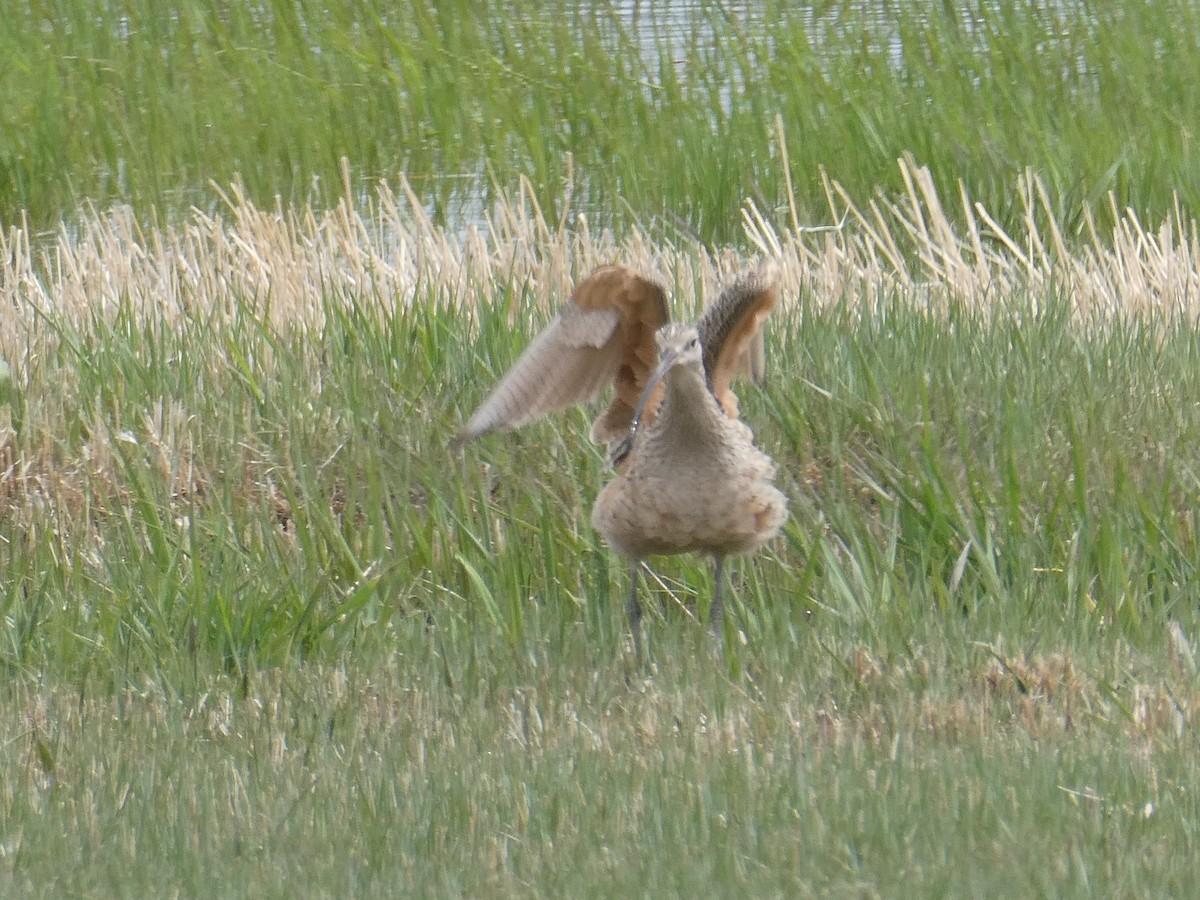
[627,561,645,666]
[710,555,727,656]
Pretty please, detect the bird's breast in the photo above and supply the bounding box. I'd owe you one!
[591,420,787,560]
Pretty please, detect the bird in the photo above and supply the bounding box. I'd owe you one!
[455,261,788,661]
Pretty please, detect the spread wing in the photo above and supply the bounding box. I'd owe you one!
[697,260,780,418]
[455,266,669,446]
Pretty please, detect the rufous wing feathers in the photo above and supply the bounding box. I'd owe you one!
[697,260,780,418]
[455,266,670,446]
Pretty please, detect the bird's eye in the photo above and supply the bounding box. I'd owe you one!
[687,337,699,349]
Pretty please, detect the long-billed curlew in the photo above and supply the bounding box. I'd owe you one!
[456,261,788,659]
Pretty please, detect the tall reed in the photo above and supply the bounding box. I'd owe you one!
[5,1,1200,243]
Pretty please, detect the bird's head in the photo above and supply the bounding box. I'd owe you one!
[652,323,703,372]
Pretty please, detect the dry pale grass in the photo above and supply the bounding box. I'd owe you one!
[9,640,1197,797]
[2,155,1199,538]
[749,156,1200,321]
[2,155,1199,371]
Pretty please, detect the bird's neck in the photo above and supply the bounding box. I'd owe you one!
[653,365,725,445]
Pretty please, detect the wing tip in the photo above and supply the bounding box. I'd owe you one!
[740,257,781,295]
[450,421,485,451]
[453,402,513,449]
[449,426,478,451]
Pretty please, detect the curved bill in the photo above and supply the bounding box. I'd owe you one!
[609,346,679,467]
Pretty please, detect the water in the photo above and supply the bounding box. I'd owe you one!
[78,1,1096,237]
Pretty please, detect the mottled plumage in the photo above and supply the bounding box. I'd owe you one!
[456,266,669,446]
[457,261,787,660]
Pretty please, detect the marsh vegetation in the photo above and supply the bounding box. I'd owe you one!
[3,2,1200,896]
[6,1,1200,241]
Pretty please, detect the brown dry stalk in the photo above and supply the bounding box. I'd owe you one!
[1,159,1197,364]
[1,159,1198,529]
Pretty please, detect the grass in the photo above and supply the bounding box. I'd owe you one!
[6,1,1200,243]
[2,183,1200,895]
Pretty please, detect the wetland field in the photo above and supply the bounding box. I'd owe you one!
[4,2,1200,896]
